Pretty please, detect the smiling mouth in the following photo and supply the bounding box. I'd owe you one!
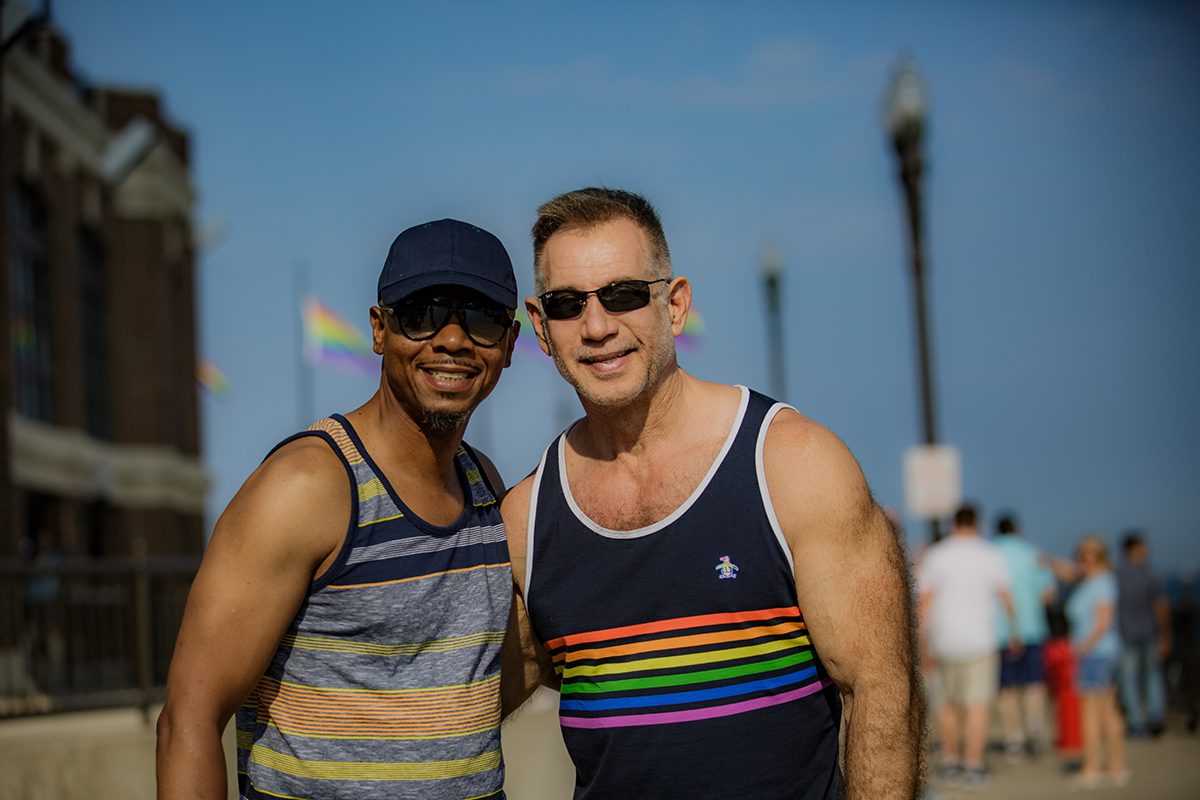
[424,368,476,379]
[419,363,480,383]
[580,348,634,365]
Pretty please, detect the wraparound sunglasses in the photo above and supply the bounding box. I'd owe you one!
[380,295,513,347]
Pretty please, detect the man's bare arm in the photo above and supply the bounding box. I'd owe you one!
[765,410,923,800]
[156,439,348,799]
[499,477,558,719]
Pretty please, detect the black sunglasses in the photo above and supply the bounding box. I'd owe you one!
[381,295,513,347]
[538,278,670,321]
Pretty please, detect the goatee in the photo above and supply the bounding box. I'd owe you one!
[421,410,470,433]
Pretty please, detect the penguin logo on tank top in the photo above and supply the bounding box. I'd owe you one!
[715,555,740,579]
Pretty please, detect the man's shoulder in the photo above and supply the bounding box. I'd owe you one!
[762,405,854,468]
[240,435,349,515]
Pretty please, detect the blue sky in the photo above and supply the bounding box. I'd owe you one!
[54,1,1199,568]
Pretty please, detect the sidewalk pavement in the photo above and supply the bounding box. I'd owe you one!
[927,720,1200,800]
[0,691,1195,798]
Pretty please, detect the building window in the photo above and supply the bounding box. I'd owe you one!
[79,227,111,439]
[7,181,55,422]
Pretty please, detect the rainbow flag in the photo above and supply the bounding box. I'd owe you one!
[302,298,377,374]
[676,307,705,349]
[197,359,231,397]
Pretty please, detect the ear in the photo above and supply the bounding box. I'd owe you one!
[369,306,388,355]
[503,318,520,368]
[666,276,692,337]
[525,297,552,357]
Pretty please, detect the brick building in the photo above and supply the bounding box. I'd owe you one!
[2,21,208,559]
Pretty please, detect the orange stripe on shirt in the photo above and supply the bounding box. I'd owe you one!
[543,606,802,651]
[553,620,808,664]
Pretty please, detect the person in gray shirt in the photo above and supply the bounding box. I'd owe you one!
[1115,531,1171,736]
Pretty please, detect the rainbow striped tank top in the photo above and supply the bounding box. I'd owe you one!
[236,414,512,800]
[524,387,842,799]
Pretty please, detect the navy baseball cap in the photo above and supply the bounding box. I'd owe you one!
[378,219,517,309]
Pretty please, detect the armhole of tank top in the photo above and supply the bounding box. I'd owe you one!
[524,440,554,606]
[755,402,797,575]
[266,428,361,592]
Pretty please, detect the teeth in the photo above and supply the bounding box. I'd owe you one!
[429,370,469,379]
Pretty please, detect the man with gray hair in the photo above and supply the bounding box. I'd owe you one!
[502,187,922,799]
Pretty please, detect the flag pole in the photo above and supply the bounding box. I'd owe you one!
[295,264,314,428]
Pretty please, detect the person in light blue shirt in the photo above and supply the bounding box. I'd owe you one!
[1053,535,1127,788]
[993,513,1056,761]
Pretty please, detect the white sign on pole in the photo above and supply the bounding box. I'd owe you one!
[903,445,962,519]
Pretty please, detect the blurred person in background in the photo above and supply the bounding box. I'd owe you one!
[1049,536,1128,789]
[157,220,520,800]
[992,512,1056,761]
[918,503,1019,790]
[1172,568,1199,733]
[1042,590,1084,768]
[1116,530,1170,737]
[503,187,922,799]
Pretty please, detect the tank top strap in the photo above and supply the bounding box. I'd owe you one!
[708,386,779,484]
[457,441,499,511]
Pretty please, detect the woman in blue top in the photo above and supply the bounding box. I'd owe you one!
[1055,536,1128,788]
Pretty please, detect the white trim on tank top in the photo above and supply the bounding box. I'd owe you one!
[555,385,750,540]
[524,443,553,604]
[755,402,797,574]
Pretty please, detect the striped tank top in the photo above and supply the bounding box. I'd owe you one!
[525,387,843,799]
[236,414,512,800]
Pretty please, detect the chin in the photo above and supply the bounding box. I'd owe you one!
[420,408,471,433]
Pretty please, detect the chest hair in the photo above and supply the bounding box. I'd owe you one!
[568,435,727,531]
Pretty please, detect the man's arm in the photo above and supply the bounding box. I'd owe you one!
[499,477,558,719]
[764,410,923,800]
[997,587,1023,654]
[156,439,348,799]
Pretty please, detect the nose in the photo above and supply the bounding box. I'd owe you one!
[579,293,617,343]
[430,310,473,354]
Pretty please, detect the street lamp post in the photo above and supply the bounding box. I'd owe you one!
[885,55,942,543]
[761,243,786,401]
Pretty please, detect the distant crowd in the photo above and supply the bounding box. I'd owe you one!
[916,505,1196,792]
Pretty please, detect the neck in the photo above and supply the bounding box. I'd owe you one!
[348,387,465,487]
[573,367,690,459]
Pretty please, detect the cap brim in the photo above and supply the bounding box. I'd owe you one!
[379,271,517,309]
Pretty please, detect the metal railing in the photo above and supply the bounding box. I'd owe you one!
[0,553,198,718]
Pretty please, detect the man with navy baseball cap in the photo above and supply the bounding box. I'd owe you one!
[159,219,521,799]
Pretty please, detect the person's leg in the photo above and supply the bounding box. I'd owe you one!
[936,662,962,769]
[998,687,1024,758]
[938,702,961,766]
[1079,692,1102,777]
[1101,686,1127,776]
[1144,643,1167,732]
[962,652,999,774]
[1022,682,1048,753]
[963,702,991,769]
[1118,643,1145,733]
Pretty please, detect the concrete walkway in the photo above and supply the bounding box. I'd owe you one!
[0,692,1195,798]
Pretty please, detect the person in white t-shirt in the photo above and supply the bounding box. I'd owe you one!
[919,504,1020,789]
